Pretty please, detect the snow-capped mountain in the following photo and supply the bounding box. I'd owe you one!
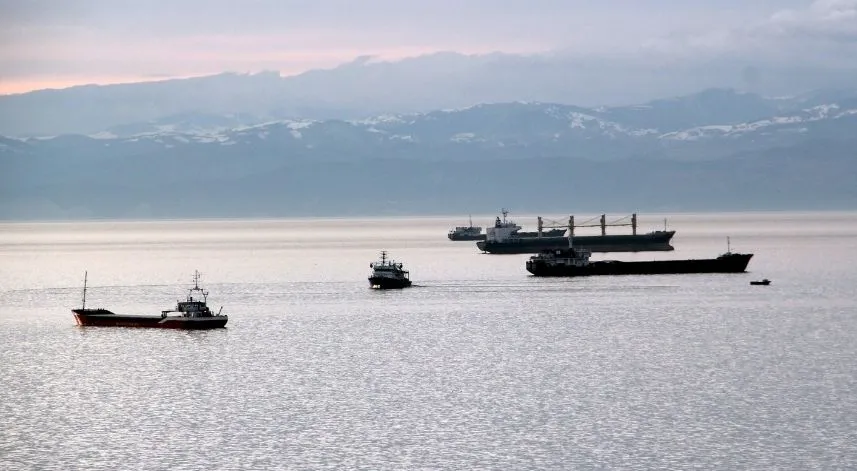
[660,102,857,141]
[4,89,855,164]
[2,89,855,219]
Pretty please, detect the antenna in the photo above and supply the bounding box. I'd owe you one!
[727,236,731,254]
[81,271,88,309]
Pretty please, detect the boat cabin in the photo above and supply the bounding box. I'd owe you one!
[163,271,219,318]
[370,251,410,279]
[176,297,212,317]
[532,247,593,267]
[485,209,522,242]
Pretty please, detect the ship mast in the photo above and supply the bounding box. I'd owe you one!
[189,270,208,302]
[81,271,88,309]
[568,216,575,249]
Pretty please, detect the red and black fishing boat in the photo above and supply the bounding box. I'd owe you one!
[72,271,228,329]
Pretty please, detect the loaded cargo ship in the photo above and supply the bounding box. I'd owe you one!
[72,271,228,329]
[477,213,674,254]
[526,246,752,277]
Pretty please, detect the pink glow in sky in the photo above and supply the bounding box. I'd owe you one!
[2,0,854,95]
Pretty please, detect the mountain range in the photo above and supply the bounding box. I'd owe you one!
[1,84,855,220]
[3,51,857,138]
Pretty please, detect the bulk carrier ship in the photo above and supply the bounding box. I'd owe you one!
[477,213,675,254]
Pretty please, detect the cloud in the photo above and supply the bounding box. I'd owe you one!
[747,0,857,66]
[632,0,857,66]
[1,0,855,95]
[766,0,857,41]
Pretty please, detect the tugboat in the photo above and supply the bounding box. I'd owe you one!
[72,271,228,329]
[368,251,412,289]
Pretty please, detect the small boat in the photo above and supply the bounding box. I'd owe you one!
[368,251,412,289]
[72,271,228,329]
[750,279,771,285]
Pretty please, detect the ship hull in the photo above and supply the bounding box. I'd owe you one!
[72,309,228,329]
[478,231,675,254]
[448,234,485,241]
[368,277,412,289]
[526,253,753,277]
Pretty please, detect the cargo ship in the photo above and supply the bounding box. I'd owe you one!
[477,213,674,254]
[525,246,752,277]
[72,271,228,329]
[369,251,412,289]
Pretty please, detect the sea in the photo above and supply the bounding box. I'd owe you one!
[1,212,856,470]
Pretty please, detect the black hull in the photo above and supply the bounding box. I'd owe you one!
[448,234,486,241]
[72,309,228,329]
[478,231,675,254]
[526,253,753,277]
[368,277,412,289]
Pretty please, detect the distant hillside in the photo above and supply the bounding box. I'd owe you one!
[4,89,855,163]
[2,147,854,220]
[1,88,855,220]
[2,51,857,136]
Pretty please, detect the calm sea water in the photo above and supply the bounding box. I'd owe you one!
[1,212,856,470]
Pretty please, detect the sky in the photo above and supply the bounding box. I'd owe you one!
[1,0,856,95]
